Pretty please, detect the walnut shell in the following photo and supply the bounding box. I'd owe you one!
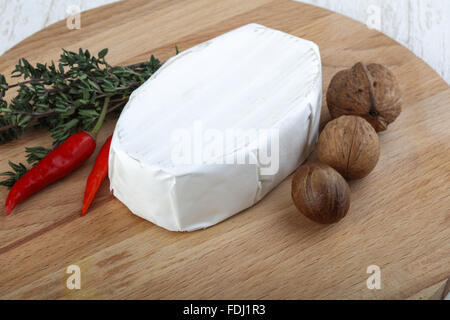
[291,162,350,224]
[317,116,380,180]
[327,62,402,132]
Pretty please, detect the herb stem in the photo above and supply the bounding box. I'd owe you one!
[7,109,56,117]
[0,123,15,132]
[106,100,127,114]
[8,78,43,89]
[123,61,149,70]
[0,98,128,133]
[90,96,110,139]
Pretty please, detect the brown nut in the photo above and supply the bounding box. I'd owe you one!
[317,115,380,180]
[327,62,402,132]
[291,162,350,224]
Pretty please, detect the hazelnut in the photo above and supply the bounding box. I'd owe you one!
[327,62,402,132]
[291,162,350,224]
[317,116,380,180]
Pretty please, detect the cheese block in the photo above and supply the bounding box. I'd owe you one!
[109,24,322,232]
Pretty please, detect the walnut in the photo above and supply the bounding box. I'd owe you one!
[291,162,350,224]
[317,116,380,180]
[326,62,402,132]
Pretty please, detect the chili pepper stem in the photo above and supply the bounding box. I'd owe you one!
[90,97,110,139]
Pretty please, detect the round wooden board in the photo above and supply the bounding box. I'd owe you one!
[0,0,448,299]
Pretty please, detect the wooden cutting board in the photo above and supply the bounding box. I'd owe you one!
[0,0,448,300]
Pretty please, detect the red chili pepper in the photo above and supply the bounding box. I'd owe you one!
[5,97,111,215]
[81,135,112,216]
[5,132,96,215]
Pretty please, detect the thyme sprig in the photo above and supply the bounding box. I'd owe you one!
[0,48,161,188]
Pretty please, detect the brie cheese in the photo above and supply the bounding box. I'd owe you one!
[109,24,322,232]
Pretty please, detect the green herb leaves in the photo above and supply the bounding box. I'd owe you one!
[0,161,28,188]
[0,48,161,187]
[98,48,109,59]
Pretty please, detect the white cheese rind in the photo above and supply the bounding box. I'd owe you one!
[109,24,322,232]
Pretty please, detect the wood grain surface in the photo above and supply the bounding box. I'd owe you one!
[0,0,448,300]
